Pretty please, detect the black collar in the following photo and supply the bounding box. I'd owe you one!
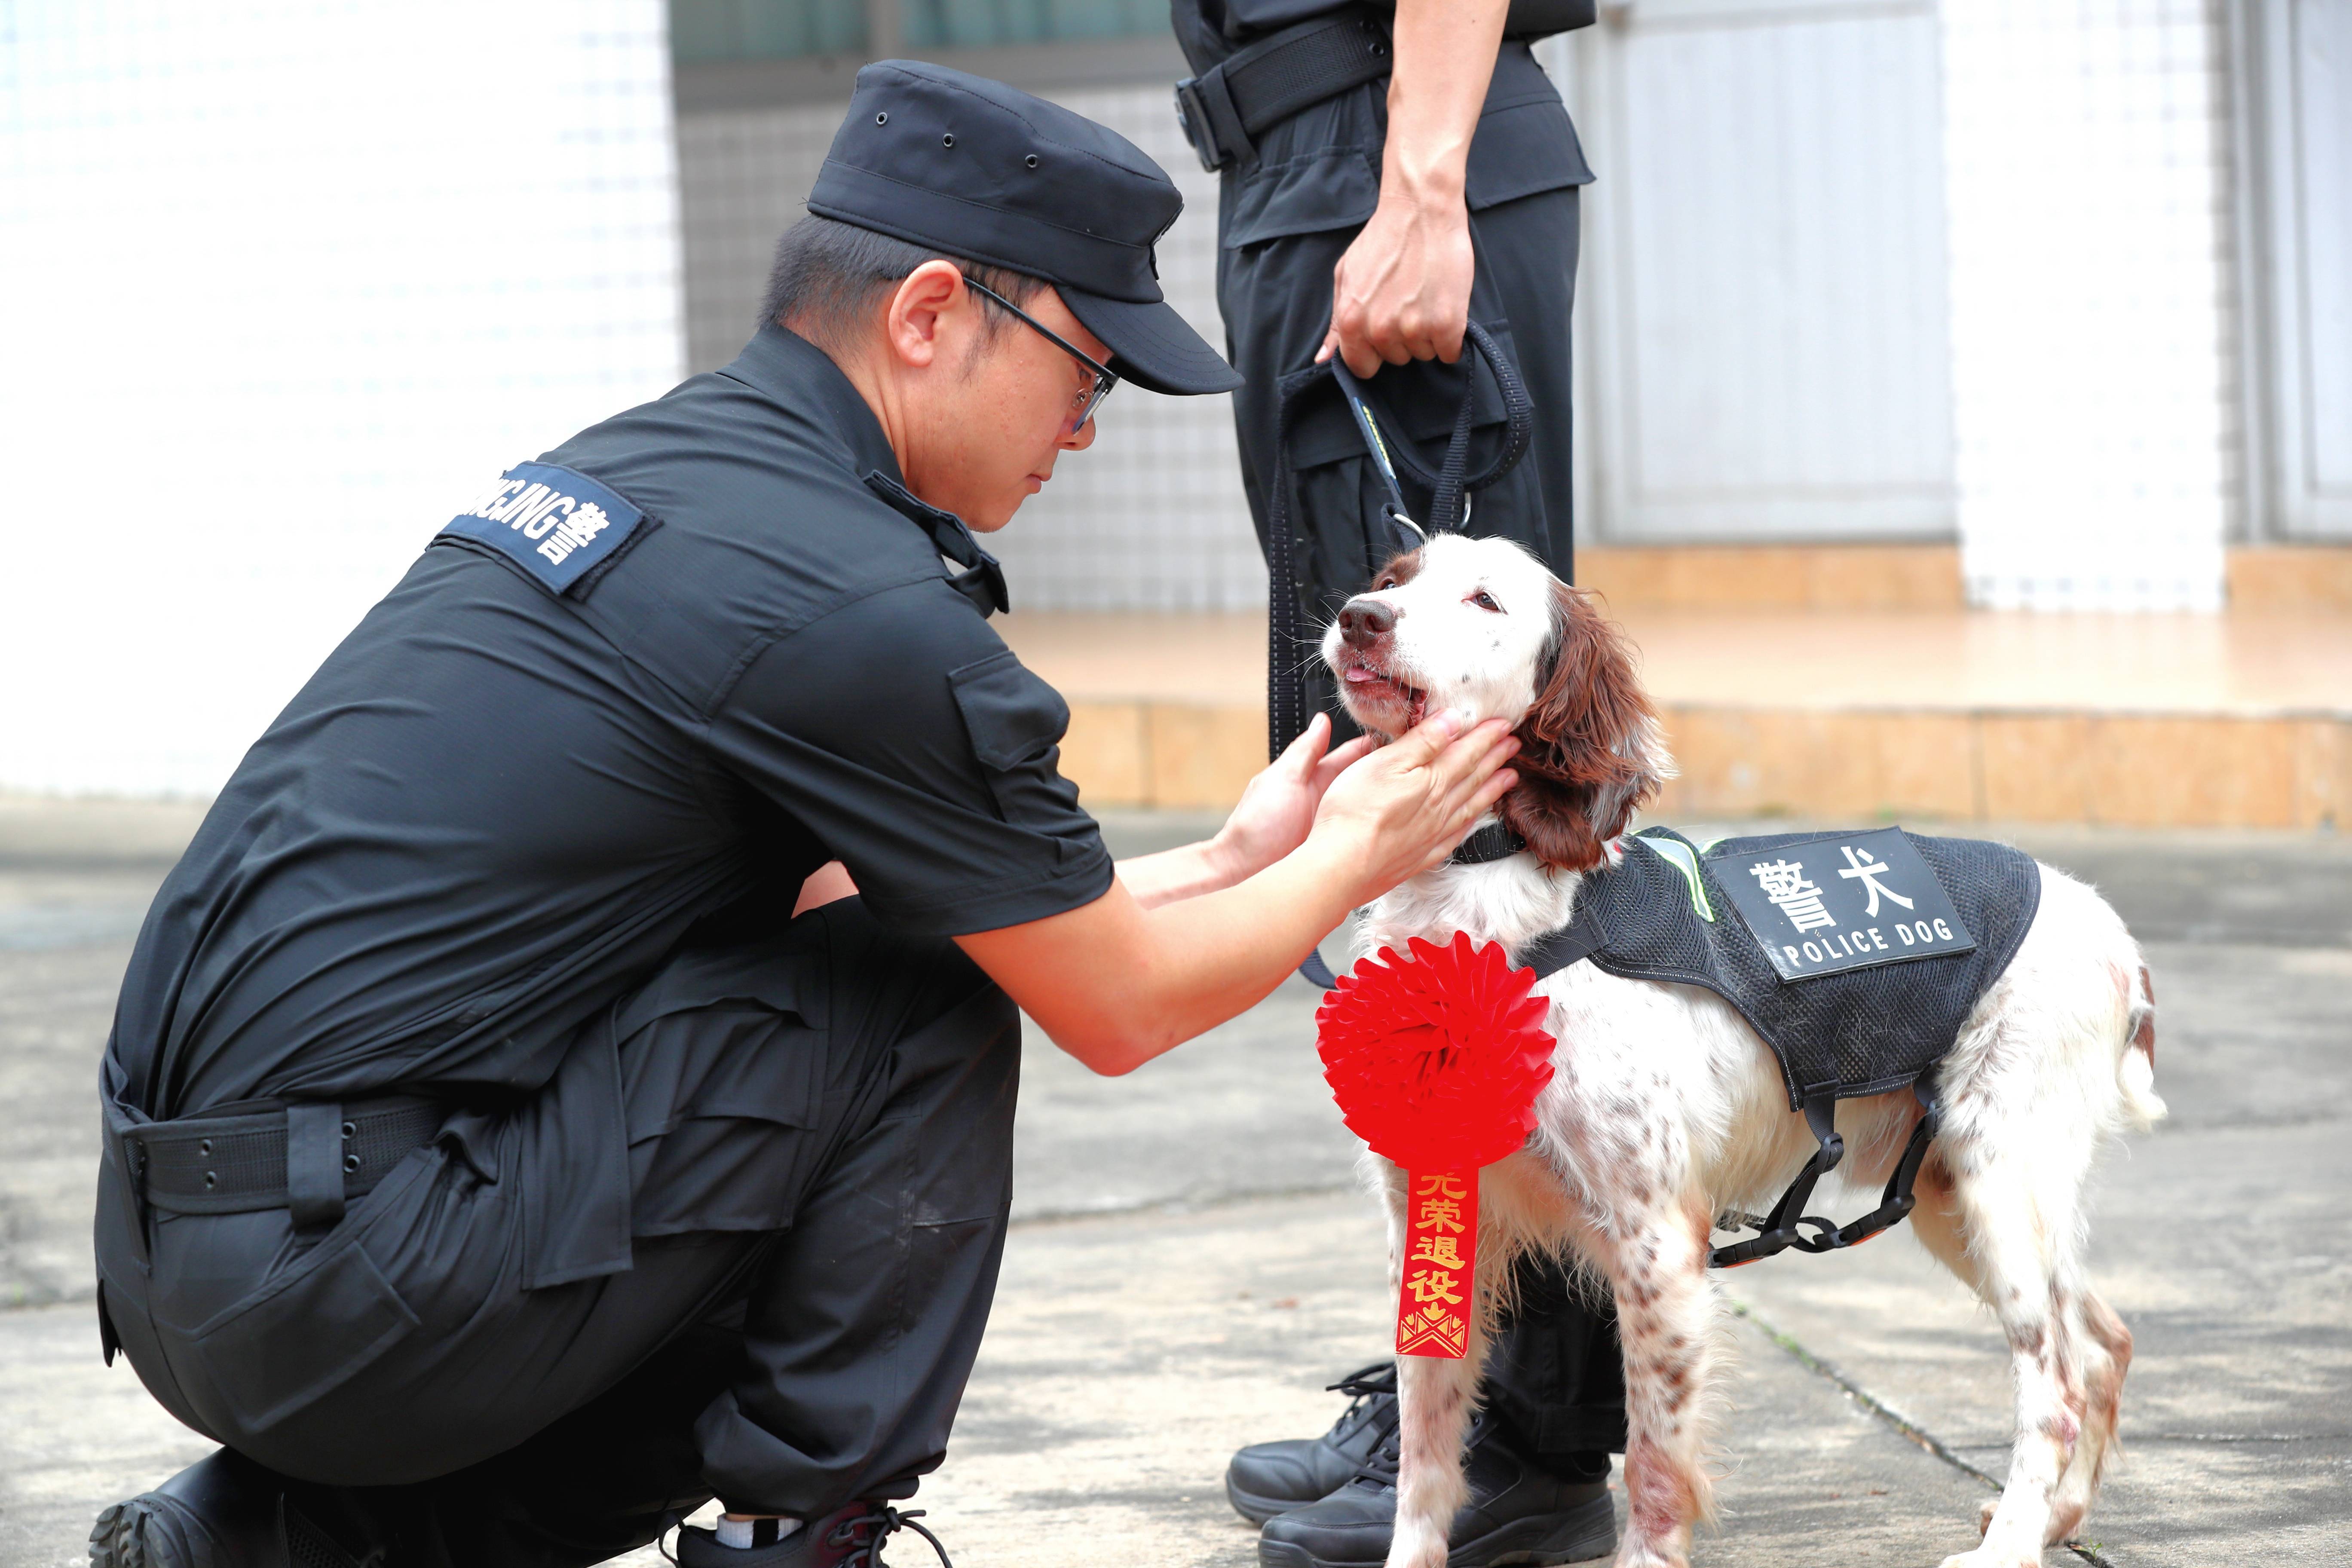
[1448,823,1528,866]
[718,325,904,486]
[861,472,1009,617]
[717,327,1009,618]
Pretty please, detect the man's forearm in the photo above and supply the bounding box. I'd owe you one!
[1319,0,1509,371]
[961,835,1363,1075]
[1115,838,1249,910]
[1381,0,1509,206]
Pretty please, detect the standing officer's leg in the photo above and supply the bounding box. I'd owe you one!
[1219,179,1628,1562]
[95,898,1017,1568]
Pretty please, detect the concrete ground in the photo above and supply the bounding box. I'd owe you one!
[1,796,2347,1567]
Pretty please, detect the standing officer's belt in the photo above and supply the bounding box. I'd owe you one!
[129,1096,446,1228]
[1176,9,1394,171]
[1174,0,1598,170]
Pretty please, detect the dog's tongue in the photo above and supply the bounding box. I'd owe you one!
[1344,667,1378,684]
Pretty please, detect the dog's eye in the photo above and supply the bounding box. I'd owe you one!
[1469,591,1502,613]
[1375,574,1396,591]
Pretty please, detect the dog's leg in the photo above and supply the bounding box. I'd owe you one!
[1917,1138,2094,1568]
[2043,1289,2131,1543]
[1905,1159,2007,1541]
[1389,1326,1488,1568]
[1592,1200,1717,1568]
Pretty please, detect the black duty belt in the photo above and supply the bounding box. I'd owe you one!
[1176,9,1393,171]
[130,1095,447,1230]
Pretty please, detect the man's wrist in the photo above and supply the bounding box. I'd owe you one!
[1381,156,1469,209]
[1202,824,1260,890]
[1286,821,1381,915]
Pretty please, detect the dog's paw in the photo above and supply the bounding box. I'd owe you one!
[1382,1525,1451,1568]
[1938,1550,2041,1568]
[2042,1500,2086,1545]
[1611,1542,1689,1568]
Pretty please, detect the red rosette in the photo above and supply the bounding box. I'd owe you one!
[1314,931,1557,1172]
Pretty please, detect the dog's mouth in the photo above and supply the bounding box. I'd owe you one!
[1336,656,1427,733]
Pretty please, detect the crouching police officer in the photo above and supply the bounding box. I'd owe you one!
[90,64,1522,1568]
[1174,1,1630,1564]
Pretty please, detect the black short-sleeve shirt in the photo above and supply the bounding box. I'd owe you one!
[107,327,1112,1119]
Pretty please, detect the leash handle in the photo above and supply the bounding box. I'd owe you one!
[1264,324,1537,760]
[1354,322,1536,532]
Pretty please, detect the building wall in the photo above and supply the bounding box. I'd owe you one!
[0,0,685,796]
[1943,0,2238,610]
[1558,0,1957,546]
[2242,0,2352,540]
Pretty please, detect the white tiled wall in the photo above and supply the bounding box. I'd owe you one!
[0,0,684,796]
[675,83,1269,611]
[1942,0,2236,610]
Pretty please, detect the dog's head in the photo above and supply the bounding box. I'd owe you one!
[1319,533,1670,871]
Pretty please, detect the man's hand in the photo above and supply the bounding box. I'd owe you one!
[1114,715,1373,910]
[1316,0,1509,377]
[1212,714,1378,883]
[957,709,1517,1076]
[1320,185,1478,375]
[1310,708,1522,901]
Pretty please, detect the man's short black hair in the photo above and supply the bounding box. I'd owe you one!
[760,214,1049,352]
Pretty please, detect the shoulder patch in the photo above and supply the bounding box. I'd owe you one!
[1709,826,1977,983]
[439,462,646,595]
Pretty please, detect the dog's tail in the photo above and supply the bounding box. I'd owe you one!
[2117,962,2167,1130]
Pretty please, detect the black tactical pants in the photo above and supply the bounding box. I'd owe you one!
[95,899,1018,1567]
[1215,80,1627,1470]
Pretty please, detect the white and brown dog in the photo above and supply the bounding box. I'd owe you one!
[1320,533,2165,1568]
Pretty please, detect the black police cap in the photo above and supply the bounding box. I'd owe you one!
[808,61,1243,397]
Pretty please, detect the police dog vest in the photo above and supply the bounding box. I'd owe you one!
[1525,827,2041,1110]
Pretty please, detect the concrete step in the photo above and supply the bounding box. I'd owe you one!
[1571,542,2352,613]
[996,606,2352,830]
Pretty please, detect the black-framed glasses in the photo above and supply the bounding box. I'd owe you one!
[963,275,1118,431]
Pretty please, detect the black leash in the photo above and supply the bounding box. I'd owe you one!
[1265,320,1535,763]
[1274,326,1535,990]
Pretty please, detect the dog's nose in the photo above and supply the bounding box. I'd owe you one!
[1337,597,1397,649]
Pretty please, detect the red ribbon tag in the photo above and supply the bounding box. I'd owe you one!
[1396,1168,1478,1357]
[1316,933,1555,1360]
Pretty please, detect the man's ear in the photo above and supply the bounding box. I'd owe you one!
[1494,582,1670,871]
[883,260,969,370]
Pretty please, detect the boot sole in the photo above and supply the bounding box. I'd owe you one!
[1257,1491,1618,1568]
[89,1501,158,1568]
[1226,1475,1311,1526]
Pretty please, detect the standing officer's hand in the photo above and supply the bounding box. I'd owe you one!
[1308,708,1520,904]
[1314,0,1509,378]
[1319,193,1476,377]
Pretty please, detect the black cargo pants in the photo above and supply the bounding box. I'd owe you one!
[1213,57,1627,1470]
[94,898,1017,1566]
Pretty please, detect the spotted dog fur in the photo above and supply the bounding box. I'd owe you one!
[1322,534,2166,1568]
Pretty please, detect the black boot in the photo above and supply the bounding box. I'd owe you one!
[1225,1363,1402,1525]
[89,1450,376,1568]
[673,1501,953,1568]
[1256,1415,1616,1568]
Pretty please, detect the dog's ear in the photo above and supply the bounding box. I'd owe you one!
[1495,582,1671,872]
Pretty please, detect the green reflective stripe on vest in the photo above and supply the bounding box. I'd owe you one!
[1633,832,1715,922]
